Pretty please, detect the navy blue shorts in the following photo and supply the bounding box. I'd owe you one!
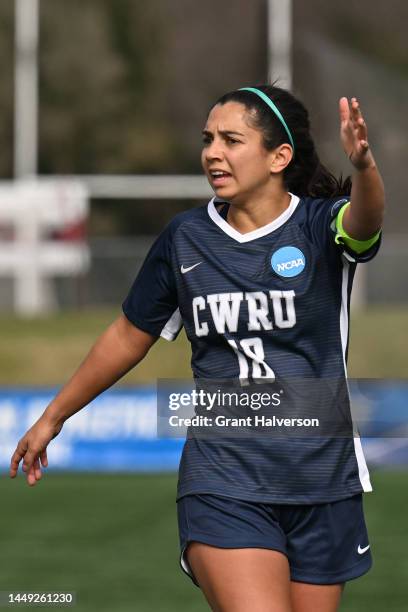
[177,493,372,586]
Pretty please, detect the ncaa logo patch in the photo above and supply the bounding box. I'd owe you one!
[271,246,306,278]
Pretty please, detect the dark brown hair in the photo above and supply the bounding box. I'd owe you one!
[213,84,351,198]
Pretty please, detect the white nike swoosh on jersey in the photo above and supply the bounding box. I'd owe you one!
[181,262,202,274]
[357,544,370,554]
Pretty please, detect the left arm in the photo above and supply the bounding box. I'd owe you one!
[338,97,385,240]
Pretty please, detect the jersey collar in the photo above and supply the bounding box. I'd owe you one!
[207,193,300,243]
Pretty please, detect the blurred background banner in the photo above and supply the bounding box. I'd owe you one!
[0,387,183,471]
[1,382,407,472]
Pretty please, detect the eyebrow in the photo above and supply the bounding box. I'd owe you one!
[202,129,245,137]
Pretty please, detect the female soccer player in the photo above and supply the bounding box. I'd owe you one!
[10,85,384,612]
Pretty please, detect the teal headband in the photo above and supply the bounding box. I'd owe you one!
[238,87,295,152]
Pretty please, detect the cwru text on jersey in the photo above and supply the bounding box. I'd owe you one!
[192,290,296,336]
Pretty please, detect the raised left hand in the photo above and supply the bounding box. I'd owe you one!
[339,97,373,170]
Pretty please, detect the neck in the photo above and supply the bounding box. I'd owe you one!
[225,187,291,234]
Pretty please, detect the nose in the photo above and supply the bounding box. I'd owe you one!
[204,138,224,163]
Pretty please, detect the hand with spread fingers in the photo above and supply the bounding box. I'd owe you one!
[339,97,374,170]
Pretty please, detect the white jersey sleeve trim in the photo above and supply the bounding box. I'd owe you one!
[342,251,357,263]
[339,258,372,492]
[160,308,183,341]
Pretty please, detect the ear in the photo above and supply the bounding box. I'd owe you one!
[269,144,294,174]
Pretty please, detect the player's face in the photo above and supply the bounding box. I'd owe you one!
[201,102,276,203]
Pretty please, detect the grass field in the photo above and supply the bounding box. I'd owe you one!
[1,470,407,612]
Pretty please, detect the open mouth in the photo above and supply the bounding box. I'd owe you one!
[209,170,232,186]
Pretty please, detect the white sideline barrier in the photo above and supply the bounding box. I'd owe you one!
[0,179,89,315]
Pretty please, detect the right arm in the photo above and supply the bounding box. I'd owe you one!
[9,314,157,487]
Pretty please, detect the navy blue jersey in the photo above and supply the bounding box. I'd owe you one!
[123,194,380,503]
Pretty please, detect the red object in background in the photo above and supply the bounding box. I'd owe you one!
[49,220,87,241]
